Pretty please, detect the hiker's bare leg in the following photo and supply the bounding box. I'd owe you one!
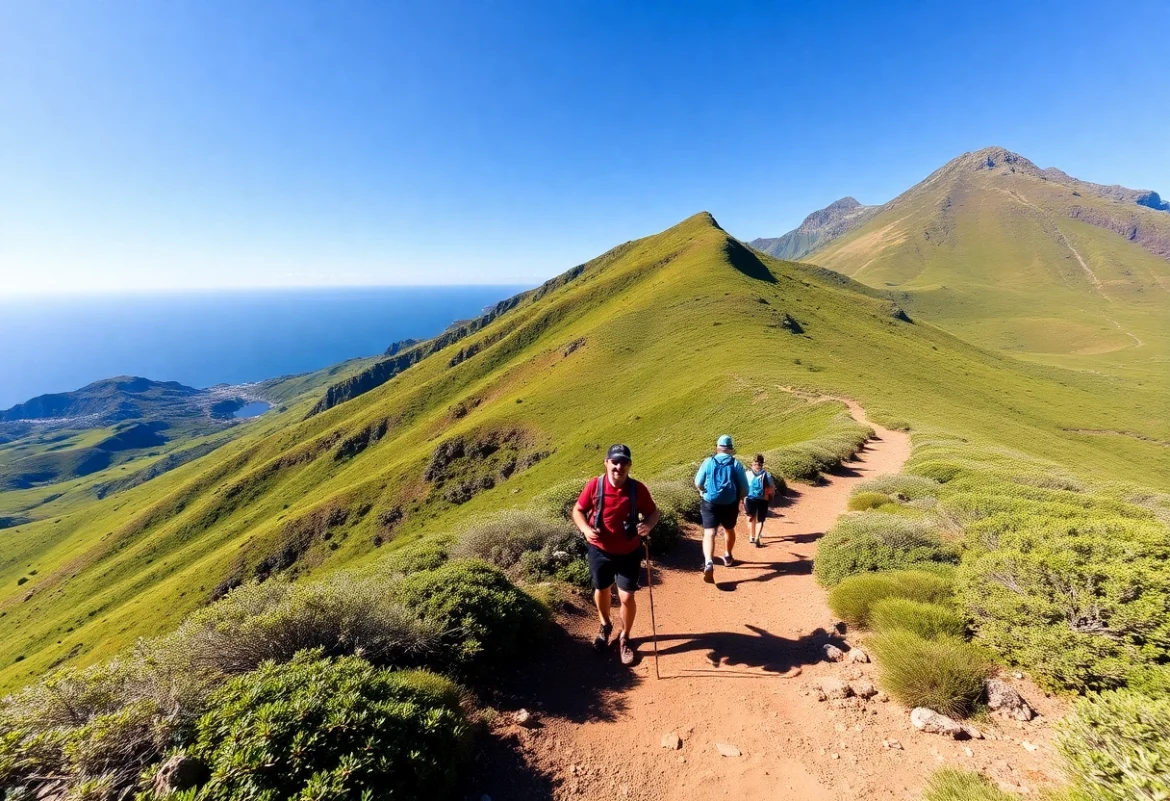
[617,587,636,637]
[724,525,737,556]
[594,587,612,626]
[702,528,717,562]
[747,517,759,542]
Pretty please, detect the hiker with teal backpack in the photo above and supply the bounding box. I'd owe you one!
[694,435,750,583]
[744,453,777,547]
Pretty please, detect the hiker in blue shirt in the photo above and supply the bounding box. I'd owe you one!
[744,453,777,548]
[694,434,750,583]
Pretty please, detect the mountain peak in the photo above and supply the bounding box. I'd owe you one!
[943,146,1038,173]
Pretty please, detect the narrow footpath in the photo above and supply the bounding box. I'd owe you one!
[477,405,1063,800]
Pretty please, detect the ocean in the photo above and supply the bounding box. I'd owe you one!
[0,286,527,409]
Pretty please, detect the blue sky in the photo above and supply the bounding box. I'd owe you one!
[1,0,1168,294]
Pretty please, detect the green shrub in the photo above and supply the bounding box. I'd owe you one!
[923,768,1017,801]
[827,570,953,629]
[815,513,959,587]
[646,476,702,523]
[869,630,992,717]
[1055,690,1170,801]
[768,448,823,483]
[452,509,584,580]
[870,598,967,640]
[396,559,547,677]
[531,477,588,521]
[162,573,440,674]
[177,653,470,801]
[854,474,939,501]
[956,516,1170,692]
[380,538,450,573]
[848,491,891,511]
[913,459,966,483]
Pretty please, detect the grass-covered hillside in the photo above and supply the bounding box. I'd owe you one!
[2,211,1168,692]
[787,147,1170,381]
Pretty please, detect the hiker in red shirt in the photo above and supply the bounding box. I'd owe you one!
[572,444,660,666]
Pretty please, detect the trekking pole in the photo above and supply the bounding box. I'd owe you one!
[643,540,661,680]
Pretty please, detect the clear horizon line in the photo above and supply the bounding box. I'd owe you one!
[0,281,537,300]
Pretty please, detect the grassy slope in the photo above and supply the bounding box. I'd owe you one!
[1,212,1167,689]
[808,148,1170,385]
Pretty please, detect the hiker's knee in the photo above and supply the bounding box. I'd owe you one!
[617,588,636,607]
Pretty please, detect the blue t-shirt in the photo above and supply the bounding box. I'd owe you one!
[694,453,749,504]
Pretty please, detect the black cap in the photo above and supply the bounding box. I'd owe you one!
[606,443,632,463]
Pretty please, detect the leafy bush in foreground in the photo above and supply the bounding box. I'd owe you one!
[956,516,1170,692]
[396,559,547,677]
[815,513,959,586]
[869,630,992,718]
[161,573,441,675]
[827,570,953,629]
[869,598,967,640]
[646,477,703,523]
[177,653,470,801]
[922,768,1017,801]
[1055,690,1170,801]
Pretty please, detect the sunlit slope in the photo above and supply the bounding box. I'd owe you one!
[2,211,1167,690]
[808,147,1170,377]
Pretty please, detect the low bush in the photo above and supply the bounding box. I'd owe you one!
[161,573,441,674]
[814,513,959,587]
[396,559,547,677]
[531,477,587,521]
[848,491,891,511]
[827,570,953,629]
[869,630,992,717]
[854,474,939,501]
[870,598,967,640]
[912,459,967,484]
[452,509,584,583]
[922,768,1017,801]
[646,477,702,523]
[177,653,470,801]
[380,537,450,573]
[1055,690,1170,801]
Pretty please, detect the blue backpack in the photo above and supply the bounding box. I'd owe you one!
[705,456,739,504]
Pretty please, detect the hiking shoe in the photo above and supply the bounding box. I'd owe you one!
[619,635,636,666]
[593,621,613,652]
[754,537,763,548]
[702,561,715,583]
[721,554,736,567]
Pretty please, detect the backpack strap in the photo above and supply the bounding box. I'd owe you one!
[628,480,639,535]
[593,474,605,530]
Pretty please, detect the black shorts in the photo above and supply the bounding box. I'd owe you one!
[744,497,768,522]
[587,544,642,592]
[700,500,739,531]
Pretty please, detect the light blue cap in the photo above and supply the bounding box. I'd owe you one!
[717,434,734,448]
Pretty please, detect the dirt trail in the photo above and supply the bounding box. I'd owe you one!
[479,403,1064,800]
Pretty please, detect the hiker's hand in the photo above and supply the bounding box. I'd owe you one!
[636,522,652,539]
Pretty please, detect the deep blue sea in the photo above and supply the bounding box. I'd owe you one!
[0,286,527,409]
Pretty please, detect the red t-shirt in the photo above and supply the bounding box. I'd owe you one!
[576,476,657,555]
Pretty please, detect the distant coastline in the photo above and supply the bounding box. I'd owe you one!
[0,285,528,408]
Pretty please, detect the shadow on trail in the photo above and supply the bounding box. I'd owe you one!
[714,553,814,591]
[465,597,638,801]
[655,624,846,677]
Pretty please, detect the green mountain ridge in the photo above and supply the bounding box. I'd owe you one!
[1,209,1167,690]
[750,196,879,260]
[778,146,1170,377]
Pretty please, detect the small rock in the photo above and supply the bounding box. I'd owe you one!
[910,707,963,738]
[882,738,903,750]
[823,644,846,662]
[874,691,889,703]
[716,742,742,758]
[963,746,975,757]
[830,753,839,760]
[849,679,878,699]
[152,754,209,797]
[514,708,536,727]
[986,678,1035,721]
[846,647,870,664]
[960,722,985,740]
[817,678,852,700]
[661,732,682,750]
[1013,672,1024,680]
[1022,740,1039,752]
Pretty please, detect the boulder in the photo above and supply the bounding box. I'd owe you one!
[910,707,963,738]
[152,754,208,797]
[985,678,1034,721]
